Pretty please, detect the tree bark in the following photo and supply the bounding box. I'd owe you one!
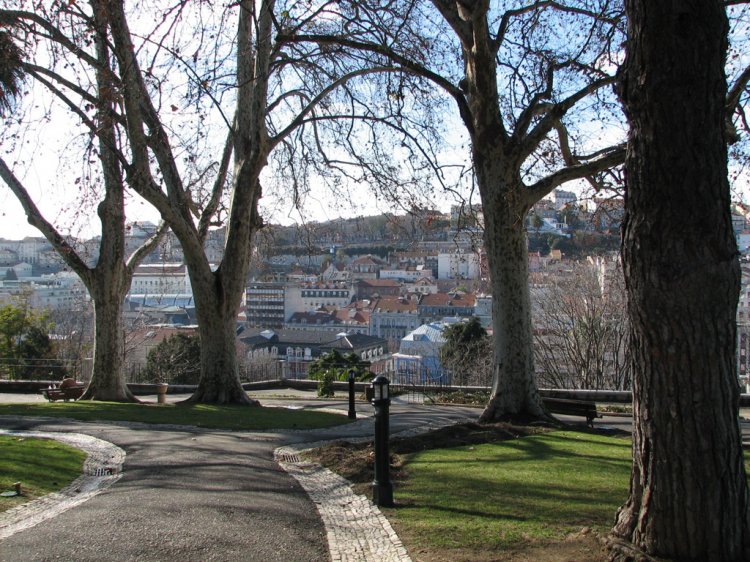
[610,2,750,560]
[81,289,136,401]
[182,258,259,405]
[479,172,547,422]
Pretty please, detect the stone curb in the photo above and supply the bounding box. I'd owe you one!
[0,430,125,540]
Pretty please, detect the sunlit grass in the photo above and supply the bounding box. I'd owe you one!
[386,431,632,555]
[0,435,86,513]
[0,401,351,430]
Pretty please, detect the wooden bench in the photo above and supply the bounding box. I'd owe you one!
[543,397,601,427]
[41,384,86,402]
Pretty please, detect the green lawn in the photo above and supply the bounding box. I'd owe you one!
[0,401,351,430]
[385,430,632,556]
[0,435,87,513]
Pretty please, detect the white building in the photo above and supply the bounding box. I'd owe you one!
[0,272,86,311]
[553,189,577,211]
[379,265,428,283]
[437,251,481,280]
[129,263,191,295]
[0,237,51,265]
[283,282,354,318]
[474,294,493,326]
[391,322,449,384]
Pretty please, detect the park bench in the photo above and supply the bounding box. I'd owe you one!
[41,384,85,402]
[543,397,602,427]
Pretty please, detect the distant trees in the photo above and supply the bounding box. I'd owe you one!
[0,302,56,380]
[439,317,493,387]
[308,350,370,397]
[532,259,630,391]
[308,350,371,382]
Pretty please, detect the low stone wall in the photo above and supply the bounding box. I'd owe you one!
[3,379,749,406]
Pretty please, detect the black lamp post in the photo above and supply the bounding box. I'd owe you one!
[347,369,357,420]
[371,375,394,507]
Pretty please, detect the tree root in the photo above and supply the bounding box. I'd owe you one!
[605,534,668,562]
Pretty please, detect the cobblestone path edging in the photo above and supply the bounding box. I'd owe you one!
[0,430,125,540]
[275,414,477,562]
[278,458,411,562]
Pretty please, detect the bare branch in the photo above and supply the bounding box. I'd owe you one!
[727,62,750,143]
[0,156,92,286]
[513,64,555,139]
[519,74,616,161]
[26,69,99,133]
[269,66,403,149]
[198,129,234,242]
[429,0,473,47]
[106,1,198,245]
[277,32,475,137]
[493,1,621,53]
[0,10,101,71]
[125,221,170,272]
[553,120,612,192]
[524,143,626,204]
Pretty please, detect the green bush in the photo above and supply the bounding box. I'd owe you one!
[317,370,335,398]
[145,333,201,384]
[308,350,371,382]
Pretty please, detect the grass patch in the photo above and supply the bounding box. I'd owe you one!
[0,435,87,513]
[387,430,631,559]
[309,424,632,561]
[0,402,351,431]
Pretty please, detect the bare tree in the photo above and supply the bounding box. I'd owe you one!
[609,1,750,559]
[0,7,167,401]
[280,0,628,420]
[61,1,433,404]
[532,256,630,391]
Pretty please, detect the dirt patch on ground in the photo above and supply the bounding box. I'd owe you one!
[305,421,548,492]
[305,421,613,561]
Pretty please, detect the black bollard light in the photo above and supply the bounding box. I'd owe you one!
[371,375,394,507]
[348,369,357,420]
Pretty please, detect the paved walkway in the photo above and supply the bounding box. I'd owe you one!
[0,393,479,561]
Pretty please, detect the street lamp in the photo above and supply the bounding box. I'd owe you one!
[348,369,357,420]
[371,375,394,507]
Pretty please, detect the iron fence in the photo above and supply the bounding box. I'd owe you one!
[0,357,85,382]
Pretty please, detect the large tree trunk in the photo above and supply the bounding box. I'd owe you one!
[188,304,257,405]
[478,173,547,422]
[610,2,749,560]
[81,288,136,402]
[183,261,258,405]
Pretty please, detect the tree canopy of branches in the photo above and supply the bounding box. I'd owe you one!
[1,0,446,404]
[609,2,749,560]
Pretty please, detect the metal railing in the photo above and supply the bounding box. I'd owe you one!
[0,357,84,381]
[122,362,284,385]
